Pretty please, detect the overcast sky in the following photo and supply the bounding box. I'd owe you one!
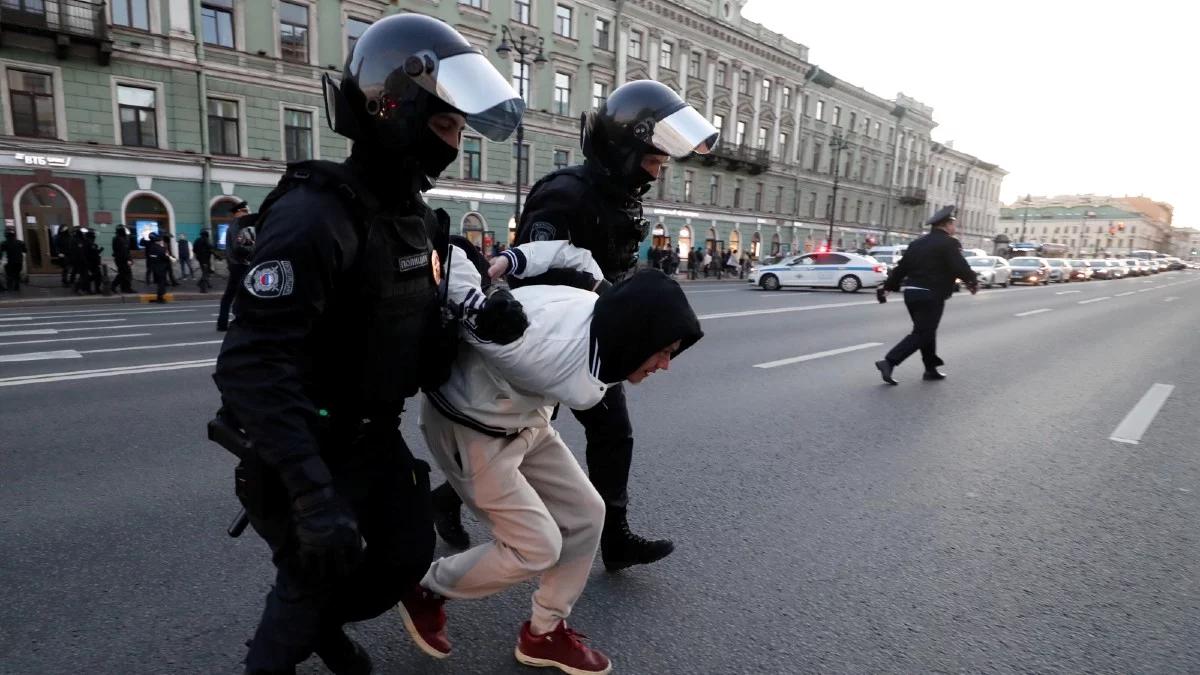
[742,0,1198,226]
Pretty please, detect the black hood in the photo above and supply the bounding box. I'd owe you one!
[590,270,703,383]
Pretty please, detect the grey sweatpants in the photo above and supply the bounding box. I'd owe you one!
[419,397,605,634]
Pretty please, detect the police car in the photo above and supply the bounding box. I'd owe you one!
[748,252,887,292]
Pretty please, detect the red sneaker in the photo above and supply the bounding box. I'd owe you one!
[514,621,612,675]
[397,586,451,659]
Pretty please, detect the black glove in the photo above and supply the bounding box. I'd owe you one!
[876,287,888,304]
[474,287,529,344]
[290,486,362,583]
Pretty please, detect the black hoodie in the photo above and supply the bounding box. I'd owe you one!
[590,269,704,383]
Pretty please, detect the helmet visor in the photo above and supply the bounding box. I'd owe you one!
[650,105,720,158]
[435,52,525,141]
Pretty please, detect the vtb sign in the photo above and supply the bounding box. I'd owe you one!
[14,152,71,168]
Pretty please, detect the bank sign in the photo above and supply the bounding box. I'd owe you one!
[14,152,71,168]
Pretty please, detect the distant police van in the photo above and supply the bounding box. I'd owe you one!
[748,251,887,292]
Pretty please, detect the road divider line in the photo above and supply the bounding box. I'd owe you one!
[753,342,882,369]
[1115,291,1135,297]
[0,316,33,322]
[700,299,875,320]
[0,333,152,347]
[1014,308,1053,317]
[1,308,196,321]
[1,304,217,318]
[1078,297,1111,305]
[1055,290,1080,295]
[17,318,126,329]
[1164,297,1179,303]
[0,349,82,363]
[81,339,224,354]
[0,358,217,387]
[59,320,214,333]
[0,329,57,337]
[1110,384,1175,445]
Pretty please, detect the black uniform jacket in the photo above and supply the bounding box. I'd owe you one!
[883,228,977,298]
[513,163,647,289]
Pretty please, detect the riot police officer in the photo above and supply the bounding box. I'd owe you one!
[429,79,718,571]
[211,14,524,675]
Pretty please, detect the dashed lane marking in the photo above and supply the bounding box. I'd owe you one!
[0,349,81,363]
[1164,297,1179,303]
[753,342,883,369]
[81,339,223,354]
[1055,290,1081,295]
[1115,291,1136,297]
[14,318,125,329]
[0,333,152,347]
[57,320,214,332]
[1110,384,1175,445]
[0,359,217,387]
[1078,297,1111,305]
[700,299,875,320]
[1014,308,1053,317]
[0,329,57,338]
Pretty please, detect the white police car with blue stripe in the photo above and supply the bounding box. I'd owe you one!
[747,252,887,293]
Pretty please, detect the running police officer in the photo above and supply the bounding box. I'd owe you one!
[216,201,252,331]
[430,79,719,571]
[211,14,524,675]
[875,205,977,384]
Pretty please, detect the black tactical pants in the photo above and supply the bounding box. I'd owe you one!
[884,289,946,371]
[5,264,21,291]
[244,435,435,672]
[218,264,249,326]
[433,382,636,513]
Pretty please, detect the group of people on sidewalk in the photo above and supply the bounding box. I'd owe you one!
[209,14,717,675]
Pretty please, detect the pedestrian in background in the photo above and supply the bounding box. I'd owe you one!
[55,226,72,287]
[177,234,194,280]
[875,206,977,385]
[110,226,133,294]
[194,230,213,292]
[145,231,169,303]
[163,233,179,287]
[68,227,86,290]
[3,229,27,292]
[216,201,252,331]
[82,230,104,294]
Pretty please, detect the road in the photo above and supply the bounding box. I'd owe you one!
[2,271,1198,673]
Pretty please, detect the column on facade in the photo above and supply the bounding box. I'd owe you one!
[704,50,718,120]
[728,60,742,144]
[677,40,691,97]
[790,81,804,164]
[749,68,764,149]
[616,20,630,84]
[770,76,784,159]
[647,28,661,81]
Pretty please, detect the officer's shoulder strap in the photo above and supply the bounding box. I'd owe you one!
[254,160,380,237]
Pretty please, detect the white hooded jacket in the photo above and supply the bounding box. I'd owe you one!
[425,241,609,436]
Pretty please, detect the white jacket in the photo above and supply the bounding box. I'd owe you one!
[426,242,609,436]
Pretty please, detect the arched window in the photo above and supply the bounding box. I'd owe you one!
[19,184,73,271]
[678,226,692,256]
[126,194,170,246]
[462,212,485,250]
[652,222,668,250]
[770,232,781,256]
[751,231,762,258]
[729,228,741,255]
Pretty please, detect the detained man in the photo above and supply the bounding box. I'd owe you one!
[399,240,704,674]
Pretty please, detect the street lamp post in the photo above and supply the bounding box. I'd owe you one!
[496,26,547,227]
[1020,194,1031,241]
[826,132,848,250]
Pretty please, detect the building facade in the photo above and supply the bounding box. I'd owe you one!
[925,142,1005,250]
[998,195,1175,257]
[0,0,1004,274]
[1170,226,1199,260]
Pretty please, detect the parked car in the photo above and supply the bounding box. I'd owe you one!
[1068,259,1093,280]
[1008,257,1051,285]
[1086,259,1113,279]
[1166,257,1186,271]
[1044,258,1074,283]
[748,251,887,292]
[1119,259,1142,276]
[966,256,1010,288]
[1106,259,1129,279]
[1139,259,1158,275]
[961,248,990,259]
[872,253,901,273]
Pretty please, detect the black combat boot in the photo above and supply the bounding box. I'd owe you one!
[314,628,373,675]
[431,482,470,551]
[600,507,674,572]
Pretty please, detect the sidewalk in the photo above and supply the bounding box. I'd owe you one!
[0,259,225,308]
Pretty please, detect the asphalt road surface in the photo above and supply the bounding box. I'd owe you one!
[2,271,1198,674]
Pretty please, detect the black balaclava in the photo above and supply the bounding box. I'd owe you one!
[347,92,461,203]
[590,269,704,383]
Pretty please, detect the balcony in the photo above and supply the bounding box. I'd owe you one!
[686,142,770,175]
[0,0,112,64]
[898,186,927,205]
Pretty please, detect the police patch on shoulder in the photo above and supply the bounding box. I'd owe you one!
[244,260,295,299]
[529,221,557,241]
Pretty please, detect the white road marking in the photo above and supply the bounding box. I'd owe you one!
[0,358,217,388]
[685,288,747,294]
[1115,291,1136,297]
[18,318,125,328]
[0,329,57,337]
[1078,297,1110,305]
[1137,288,1153,293]
[1164,297,1179,303]
[81,339,224,354]
[58,320,214,333]
[700,299,875,320]
[753,342,883,369]
[1055,290,1081,295]
[0,349,82,363]
[0,304,217,318]
[1015,308,1053,317]
[0,316,33,322]
[0,333,152,347]
[1110,384,1175,445]
[0,308,195,321]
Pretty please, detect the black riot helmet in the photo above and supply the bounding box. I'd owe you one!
[323,14,524,177]
[582,80,719,187]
